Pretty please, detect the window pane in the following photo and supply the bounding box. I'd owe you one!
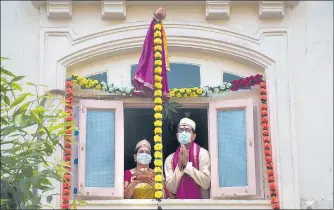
[131,63,200,88]
[217,109,247,187]
[85,110,115,188]
[87,72,108,83]
[223,72,243,83]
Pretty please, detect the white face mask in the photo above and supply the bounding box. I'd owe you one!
[136,153,152,165]
[177,131,192,145]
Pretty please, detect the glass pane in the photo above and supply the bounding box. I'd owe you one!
[223,72,243,83]
[217,109,247,187]
[87,72,108,83]
[85,110,115,188]
[131,63,201,88]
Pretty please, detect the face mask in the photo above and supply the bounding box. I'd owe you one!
[178,131,192,145]
[137,153,152,165]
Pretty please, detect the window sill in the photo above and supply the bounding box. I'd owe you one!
[77,199,271,209]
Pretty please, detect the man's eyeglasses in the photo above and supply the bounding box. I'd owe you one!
[177,128,194,133]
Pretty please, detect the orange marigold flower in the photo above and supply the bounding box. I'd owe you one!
[63,182,70,188]
[62,203,70,209]
[266,162,273,169]
[64,155,71,161]
[265,149,272,156]
[66,81,72,87]
[260,82,266,88]
[62,195,70,201]
[65,142,72,148]
[261,110,268,115]
[260,88,266,93]
[269,182,277,190]
[261,104,268,110]
[263,136,270,142]
[63,189,70,195]
[64,174,71,180]
[260,95,267,100]
[264,142,271,149]
[261,116,268,123]
[268,175,275,183]
[65,148,71,155]
[265,156,272,163]
[267,169,274,176]
[262,130,269,135]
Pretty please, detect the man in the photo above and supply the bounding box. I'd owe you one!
[164,118,211,199]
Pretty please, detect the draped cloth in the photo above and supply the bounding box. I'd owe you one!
[172,142,202,199]
[132,19,170,98]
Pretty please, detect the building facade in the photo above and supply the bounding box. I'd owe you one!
[1,1,333,209]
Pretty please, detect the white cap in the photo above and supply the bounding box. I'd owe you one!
[179,118,196,130]
[135,139,151,150]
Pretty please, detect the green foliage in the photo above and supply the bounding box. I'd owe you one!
[0,57,76,209]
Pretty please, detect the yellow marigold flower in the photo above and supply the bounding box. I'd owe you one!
[183,94,188,98]
[154,151,163,158]
[154,159,162,166]
[154,75,162,82]
[154,82,162,89]
[72,80,78,84]
[154,97,162,104]
[155,191,163,199]
[154,127,162,134]
[154,38,163,45]
[155,183,163,190]
[89,81,95,87]
[154,113,162,119]
[77,76,83,81]
[186,89,192,94]
[173,88,178,92]
[79,81,84,86]
[196,89,203,95]
[154,143,163,150]
[154,167,162,173]
[95,85,101,90]
[94,80,98,84]
[154,31,162,38]
[154,120,162,127]
[154,60,162,66]
[155,175,163,182]
[154,46,162,52]
[169,91,175,97]
[154,67,162,75]
[154,105,163,112]
[154,90,162,97]
[154,135,162,142]
[176,93,182,98]
[180,88,185,93]
[154,24,162,30]
[154,52,162,59]
[190,93,197,97]
[193,87,199,90]
[85,84,90,88]
[83,79,88,85]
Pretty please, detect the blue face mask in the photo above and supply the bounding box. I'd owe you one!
[178,131,192,145]
[137,153,152,165]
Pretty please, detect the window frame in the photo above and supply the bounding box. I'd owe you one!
[78,99,124,198]
[209,98,257,198]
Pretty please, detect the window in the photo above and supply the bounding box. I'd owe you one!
[209,99,257,197]
[86,72,108,83]
[78,100,123,197]
[223,72,243,83]
[131,63,201,88]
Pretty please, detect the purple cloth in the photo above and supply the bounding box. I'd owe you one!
[172,142,202,199]
[132,19,170,98]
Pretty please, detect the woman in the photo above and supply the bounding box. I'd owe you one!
[132,7,170,98]
[124,139,156,199]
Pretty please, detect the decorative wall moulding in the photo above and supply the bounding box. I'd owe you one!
[205,0,230,20]
[101,1,126,20]
[259,1,284,19]
[47,0,72,19]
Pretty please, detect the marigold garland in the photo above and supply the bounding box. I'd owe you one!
[62,80,73,209]
[259,81,280,210]
[152,21,164,200]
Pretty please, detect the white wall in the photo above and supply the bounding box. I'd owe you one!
[1,1,332,208]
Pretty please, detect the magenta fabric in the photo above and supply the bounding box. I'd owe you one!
[132,19,170,98]
[124,170,132,183]
[172,142,202,199]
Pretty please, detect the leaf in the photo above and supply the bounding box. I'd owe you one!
[11,76,25,83]
[0,68,15,77]
[31,175,41,187]
[46,195,53,204]
[11,93,33,108]
[19,178,31,191]
[30,112,43,125]
[76,198,88,206]
[72,199,77,210]
[10,82,23,92]
[3,95,10,105]
[13,114,26,127]
[0,57,10,61]
[22,167,34,178]
[32,106,47,114]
